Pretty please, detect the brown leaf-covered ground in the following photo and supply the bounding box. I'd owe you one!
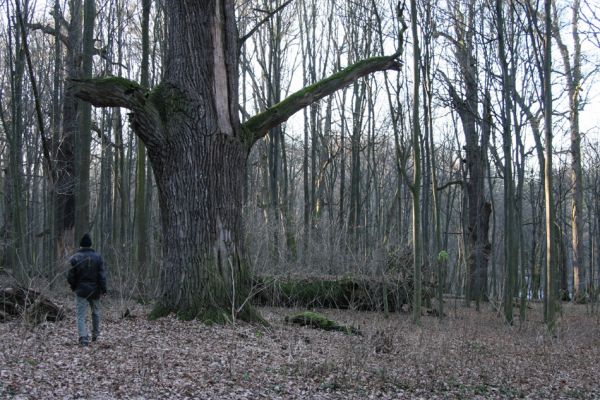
[1,292,600,399]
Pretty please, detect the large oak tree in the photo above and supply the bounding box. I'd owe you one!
[73,1,402,321]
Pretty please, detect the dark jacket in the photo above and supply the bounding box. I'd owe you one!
[67,248,107,299]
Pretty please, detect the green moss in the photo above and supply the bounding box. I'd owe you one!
[279,279,347,308]
[259,276,372,309]
[94,75,143,91]
[148,83,184,124]
[149,255,266,325]
[171,304,266,325]
[150,302,263,325]
[285,311,361,335]
[176,308,200,322]
[148,302,172,320]
[253,273,440,312]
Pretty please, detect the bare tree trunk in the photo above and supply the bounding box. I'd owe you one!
[437,0,491,303]
[299,0,312,261]
[55,0,82,260]
[134,0,151,295]
[74,0,94,240]
[544,0,558,333]
[49,0,62,283]
[410,0,422,324]
[552,0,585,301]
[420,0,443,317]
[5,0,27,281]
[349,80,365,251]
[496,0,518,325]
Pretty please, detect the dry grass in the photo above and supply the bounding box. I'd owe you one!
[1,294,599,399]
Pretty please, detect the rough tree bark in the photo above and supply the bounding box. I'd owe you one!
[74,0,94,240]
[72,1,402,322]
[54,0,82,260]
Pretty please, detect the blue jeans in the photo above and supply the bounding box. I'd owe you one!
[76,295,100,339]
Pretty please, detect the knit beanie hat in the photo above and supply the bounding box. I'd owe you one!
[80,233,92,248]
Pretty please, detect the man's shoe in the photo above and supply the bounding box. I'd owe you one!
[91,335,98,342]
[79,336,89,347]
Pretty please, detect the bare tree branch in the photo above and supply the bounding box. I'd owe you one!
[432,30,462,49]
[239,0,294,47]
[436,180,463,191]
[29,24,128,69]
[18,10,55,184]
[28,23,68,45]
[437,69,462,106]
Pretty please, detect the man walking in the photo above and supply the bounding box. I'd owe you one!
[67,233,107,346]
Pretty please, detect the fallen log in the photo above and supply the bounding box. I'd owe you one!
[252,274,434,312]
[0,286,65,323]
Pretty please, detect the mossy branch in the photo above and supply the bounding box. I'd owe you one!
[242,55,402,146]
[71,76,147,109]
[72,76,164,146]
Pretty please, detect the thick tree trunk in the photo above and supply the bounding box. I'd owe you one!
[74,0,94,240]
[55,0,81,259]
[149,132,251,321]
[147,1,248,320]
[73,0,401,322]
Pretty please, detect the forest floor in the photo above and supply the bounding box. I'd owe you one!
[1,287,600,399]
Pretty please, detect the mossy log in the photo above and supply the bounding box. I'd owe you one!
[285,311,362,335]
[252,275,433,312]
[0,286,65,324]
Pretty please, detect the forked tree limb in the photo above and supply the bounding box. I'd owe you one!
[70,76,147,109]
[238,0,294,47]
[71,76,163,145]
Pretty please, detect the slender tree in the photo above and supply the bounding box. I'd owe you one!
[543,0,558,332]
[4,0,27,281]
[134,0,151,291]
[409,0,423,324]
[496,0,518,324]
[552,0,586,301]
